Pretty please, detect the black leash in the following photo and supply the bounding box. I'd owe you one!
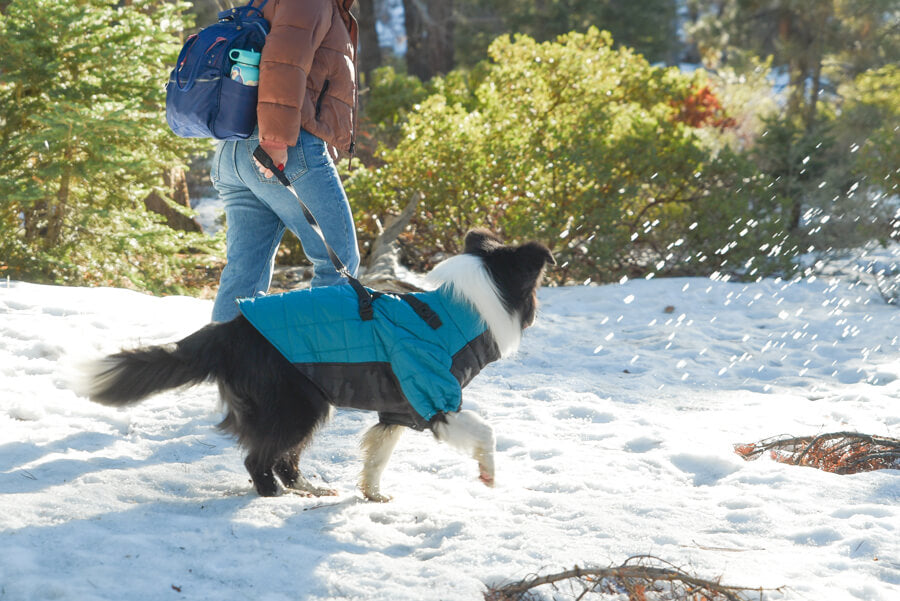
[252,145,441,328]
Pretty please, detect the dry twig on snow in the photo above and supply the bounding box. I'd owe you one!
[484,555,773,601]
[734,432,900,474]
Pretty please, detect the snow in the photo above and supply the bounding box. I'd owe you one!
[2,256,900,600]
[191,195,224,235]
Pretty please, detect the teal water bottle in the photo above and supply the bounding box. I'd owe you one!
[229,49,261,87]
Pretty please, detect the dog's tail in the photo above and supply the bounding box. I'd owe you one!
[78,322,227,407]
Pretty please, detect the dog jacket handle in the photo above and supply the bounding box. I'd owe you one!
[253,145,376,321]
[398,293,442,329]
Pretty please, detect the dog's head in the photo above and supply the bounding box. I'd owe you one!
[427,229,554,357]
[461,229,555,329]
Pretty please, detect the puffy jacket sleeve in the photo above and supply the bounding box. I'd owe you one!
[257,0,333,147]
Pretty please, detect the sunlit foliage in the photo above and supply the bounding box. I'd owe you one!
[348,29,794,284]
[0,0,220,292]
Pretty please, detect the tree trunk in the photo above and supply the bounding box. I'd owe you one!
[357,0,382,88]
[46,163,70,246]
[429,0,454,75]
[144,167,202,233]
[804,5,831,132]
[806,54,822,131]
[403,0,454,81]
[23,202,48,244]
[24,144,72,247]
[403,0,428,80]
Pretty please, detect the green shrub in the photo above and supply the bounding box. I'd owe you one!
[347,28,795,283]
[353,66,429,165]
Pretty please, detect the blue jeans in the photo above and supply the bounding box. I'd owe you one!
[210,129,359,322]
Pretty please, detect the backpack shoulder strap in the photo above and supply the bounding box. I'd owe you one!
[246,0,268,15]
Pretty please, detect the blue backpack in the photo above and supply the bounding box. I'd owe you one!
[165,0,270,140]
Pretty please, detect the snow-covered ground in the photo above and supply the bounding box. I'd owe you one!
[2,250,899,600]
[191,195,224,235]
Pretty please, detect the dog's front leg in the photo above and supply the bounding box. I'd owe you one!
[358,423,404,502]
[432,410,496,487]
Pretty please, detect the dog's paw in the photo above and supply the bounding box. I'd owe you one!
[475,448,495,488]
[359,483,393,502]
[479,468,495,487]
[363,491,393,503]
[252,477,282,497]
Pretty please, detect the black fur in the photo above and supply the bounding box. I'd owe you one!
[84,231,553,497]
[90,316,332,496]
[464,229,555,327]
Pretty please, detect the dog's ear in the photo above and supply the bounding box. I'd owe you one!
[517,241,555,273]
[464,229,503,256]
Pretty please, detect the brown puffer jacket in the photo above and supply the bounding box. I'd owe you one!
[257,0,357,154]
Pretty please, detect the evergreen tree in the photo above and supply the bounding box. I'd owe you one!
[455,0,680,68]
[685,0,899,237]
[0,0,217,291]
[686,0,899,129]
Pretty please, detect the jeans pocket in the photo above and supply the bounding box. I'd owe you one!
[247,139,309,185]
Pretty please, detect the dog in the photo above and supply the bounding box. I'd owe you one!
[79,230,554,501]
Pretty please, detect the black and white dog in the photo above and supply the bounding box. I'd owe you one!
[80,230,553,501]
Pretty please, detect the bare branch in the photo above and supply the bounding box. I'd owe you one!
[485,556,778,601]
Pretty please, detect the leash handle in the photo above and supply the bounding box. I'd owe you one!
[253,145,291,186]
[253,144,375,320]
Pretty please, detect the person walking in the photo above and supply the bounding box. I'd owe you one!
[210,0,360,322]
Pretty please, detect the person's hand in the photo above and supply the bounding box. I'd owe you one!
[255,140,288,179]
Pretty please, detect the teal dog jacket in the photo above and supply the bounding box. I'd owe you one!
[238,284,500,430]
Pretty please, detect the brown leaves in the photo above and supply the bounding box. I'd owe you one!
[734,432,900,474]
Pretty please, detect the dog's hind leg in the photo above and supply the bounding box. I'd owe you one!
[275,443,337,497]
[270,397,335,497]
[246,439,337,498]
[244,448,280,497]
[213,319,338,497]
[223,390,335,497]
[358,423,404,502]
[273,447,301,487]
[216,382,282,497]
[431,410,496,487]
